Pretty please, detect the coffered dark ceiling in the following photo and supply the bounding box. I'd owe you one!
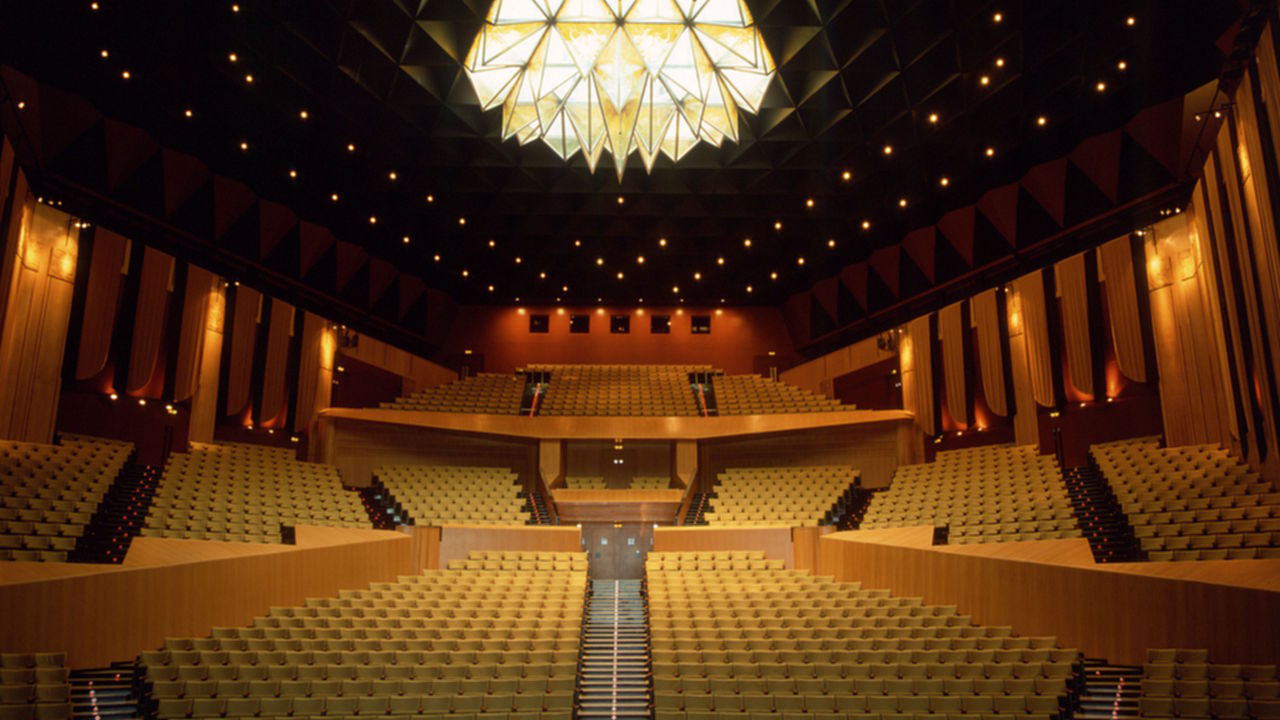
[0,0,1253,354]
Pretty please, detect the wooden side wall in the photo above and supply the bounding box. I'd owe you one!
[819,530,1280,666]
[0,526,412,669]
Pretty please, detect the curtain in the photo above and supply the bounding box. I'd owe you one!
[1097,235,1148,383]
[900,315,936,435]
[1012,269,1055,407]
[223,286,260,417]
[938,301,968,426]
[1055,252,1094,398]
[125,247,174,394]
[74,229,126,380]
[294,312,332,433]
[259,300,295,426]
[172,264,217,403]
[970,288,1008,416]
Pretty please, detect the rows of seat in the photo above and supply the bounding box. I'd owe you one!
[528,364,703,416]
[142,443,368,544]
[375,465,530,526]
[0,653,70,720]
[1140,648,1279,719]
[714,375,855,415]
[649,552,1079,720]
[383,374,525,415]
[563,476,606,490]
[561,476,672,490]
[1091,438,1280,561]
[704,467,857,527]
[0,435,133,562]
[861,446,1080,544]
[138,552,587,720]
[631,476,673,490]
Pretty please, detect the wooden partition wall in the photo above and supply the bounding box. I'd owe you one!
[0,526,412,669]
[654,526,798,569]
[820,528,1280,666]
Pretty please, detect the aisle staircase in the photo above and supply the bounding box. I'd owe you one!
[1074,659,1142,720]
[357,478,411,529]
[1064,465,1144,562]
[682,492,713,525]
[526,490,553,525]
[576,579,651,720]
[68,459,161,564]
[72,663,138,719]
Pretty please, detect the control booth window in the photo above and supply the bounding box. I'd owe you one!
[611,314,630,334]
[651,315,672,334]
[569,314,590,334]
[691,315,711,334]
[529,314,549,333]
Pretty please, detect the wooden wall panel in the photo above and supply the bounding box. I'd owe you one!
[970,289,1008,416]
[938,302,968,426]
[339,334,455,397]
[780,337,896,398]
[0,202,77,443]
[0,526,412,669]
[674,440,696,489]
[405,526,440,573]
[172,266,217,403]
[74,229,127,381]
[697,421,904,489]
[223,286,260,417]
[435,525,582,568]
[1055,252,1094,398]
[125,248,174,394]
[258,300,294,426]
[820,530,1280,666]
[791,525,834,573]
[654,526,795,568]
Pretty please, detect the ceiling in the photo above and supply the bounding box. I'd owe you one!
[0,0,1251,352]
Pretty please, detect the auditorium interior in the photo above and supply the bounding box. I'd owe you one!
[1,1,1280,719]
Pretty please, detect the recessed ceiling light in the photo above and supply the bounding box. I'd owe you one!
[433,254,441,261]
[488,239,496,248]
[1126,16,1135,26]
[828,239,836,248]
[402,236,410,244]
[616,195,624,204]
[659,238,667,247]
[862,220,871,230]
[993,11,1003,22]
[1096,81,1106,92]
[617,272,624,280]
[458,217,466,225]
[928,113,938,124]
[770,271,778,280]
[539,271,546,279]
[299,109,308,119]
[939,177,949,187]
[574,239,581,247]
[980,75,990,86]
[986,146,996,156]
[347,143,355,152]
[514,256,522,263]
[805,198,814,208]
[637,255,645,264]
[426,195,434,203]
[717,257,725,265]
[388,171,397,181]
[121,70,131,79]
[231,4,239,12]
[562,285,568,291]
[995,57,1004,68]
[672,285,679,293]
[842,170,851,181]
[100,49,109,58]
[184,109,193,118]
[330,193,339,202]
[774,221,782,230]
[743,238,752,247]
[596,257,604,266]
[368,216,377,225]
[883,145,893,155]
[462,269,469,277]
[239,141,248,151]
[488,285,495,292]
[288,169,297,178]
[1117,60,1127,71]
[244,74,254,84]
[746,285,753,293]
[1037,115,1047,126]
[899,198,908,207]
[694,272,701,281]
[229,53,238,62]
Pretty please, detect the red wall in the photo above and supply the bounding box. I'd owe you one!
[440,305,802,374]
[832,358,903,410]
[331,354,404,410]
[56,390,190,466]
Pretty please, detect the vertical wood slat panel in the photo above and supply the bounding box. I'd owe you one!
[1237,69,1280,415]
[901,315,935,436]
[74,228,127,381]
[125,247,174,394]
[172,266,217,403]
[1188,193,1244,454]
[970,289,1008,416]
[223,286,261,417]
[938,301,968,426]
[259,300,295,426]
[1202,144,1263,461]
[1056,252,1094,398]
[1216,122,1280,457]
[1097,236,1148,383]
[1013,270,1055,407]
[0,203,78,442]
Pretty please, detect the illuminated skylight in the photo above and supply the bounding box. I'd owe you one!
[464,0,776,179]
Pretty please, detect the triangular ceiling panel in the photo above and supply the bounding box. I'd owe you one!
[1068,130,1122,205]
[976,183,1019,249]
[901,226,936,283]
[1020,158,1067,228]
[936,205,976,267]
[103,119,159,192]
